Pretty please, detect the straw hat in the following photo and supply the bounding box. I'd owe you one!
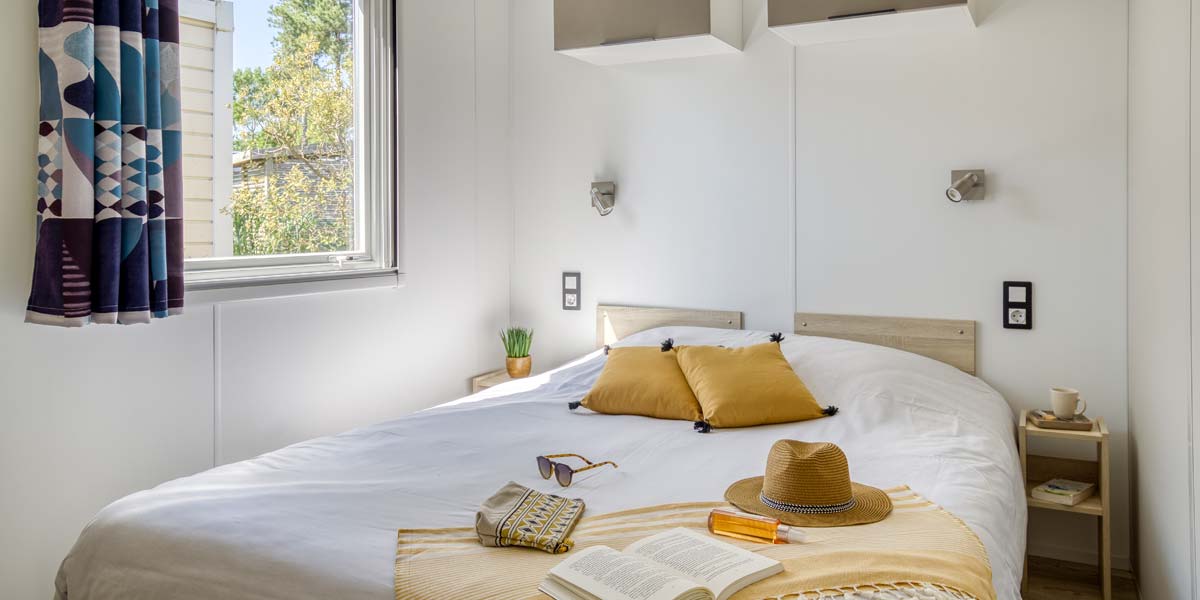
[724,440,892,527]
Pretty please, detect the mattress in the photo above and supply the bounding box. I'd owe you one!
[54,327,1026,600]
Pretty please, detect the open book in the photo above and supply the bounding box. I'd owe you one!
[538,528,783,600]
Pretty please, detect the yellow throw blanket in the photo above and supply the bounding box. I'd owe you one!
[395,486,995,600]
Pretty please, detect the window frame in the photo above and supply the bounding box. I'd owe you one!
[184,0,398,293]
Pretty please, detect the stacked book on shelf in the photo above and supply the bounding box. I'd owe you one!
[1030,479,1095,507]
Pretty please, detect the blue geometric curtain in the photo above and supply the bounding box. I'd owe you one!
[28,0,183,327]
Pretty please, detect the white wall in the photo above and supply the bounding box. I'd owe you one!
[510,0,797,364]
[0,1,511,598]
[1129,0,1197,597]
[509,0,1131,569]
[792,0,1129,567]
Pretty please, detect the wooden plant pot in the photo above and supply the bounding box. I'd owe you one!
[506,356,532,378]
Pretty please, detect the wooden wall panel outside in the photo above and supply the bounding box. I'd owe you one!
[180,15,217,259]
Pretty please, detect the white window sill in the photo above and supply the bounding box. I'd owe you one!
[185,268,403,304]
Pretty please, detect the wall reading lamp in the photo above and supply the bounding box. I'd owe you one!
[591,182,616,216]
[947,170,985,203]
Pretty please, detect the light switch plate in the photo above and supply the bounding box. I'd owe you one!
[563,272,581,311]
[1003,281,1032,330]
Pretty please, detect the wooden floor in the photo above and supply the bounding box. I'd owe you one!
[1024,557,1139,599]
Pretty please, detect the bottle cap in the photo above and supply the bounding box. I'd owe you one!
[776,523,805,544]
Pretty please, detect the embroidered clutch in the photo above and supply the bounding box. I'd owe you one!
[475,481,585,554]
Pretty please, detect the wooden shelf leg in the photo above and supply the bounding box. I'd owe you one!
[1018,413,1028,596]
[1022,555,1029,595]
[1099,437,1111,600]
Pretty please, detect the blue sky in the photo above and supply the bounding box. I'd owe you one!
[232,0,277,71]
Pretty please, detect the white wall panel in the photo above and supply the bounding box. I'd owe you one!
[216,0,515,463]
[510,0,795,367]
[1130,0,1199,597]
[792,0,1129,568]
[0,1,512,597]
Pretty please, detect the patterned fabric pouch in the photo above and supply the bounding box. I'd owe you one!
[475,481,585,554]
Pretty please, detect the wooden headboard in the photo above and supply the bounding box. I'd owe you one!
[596,305,743,348]
[794,313,977,375]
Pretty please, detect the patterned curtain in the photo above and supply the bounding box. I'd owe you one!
[28,0,183,327]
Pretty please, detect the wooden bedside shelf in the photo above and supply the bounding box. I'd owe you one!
[1023,417,1106,441]
[1018,409,1111,600]
[471,368,513,393]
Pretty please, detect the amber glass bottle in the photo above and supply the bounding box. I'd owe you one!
[707,508,805,544]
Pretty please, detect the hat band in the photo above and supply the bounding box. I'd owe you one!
[759,492,857,514]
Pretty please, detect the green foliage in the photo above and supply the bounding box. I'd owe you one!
[231,67,269,152]
[232,34,352,153]
[500,328,534,358]
[227,161,352,256]
[227,0,354,256]
[268,0,352,68]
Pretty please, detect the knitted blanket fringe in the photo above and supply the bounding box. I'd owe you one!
[766,582,975,600]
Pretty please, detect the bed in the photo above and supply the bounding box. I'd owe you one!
[54,306,1025,600]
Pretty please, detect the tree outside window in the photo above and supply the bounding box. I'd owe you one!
[226,0,354,256]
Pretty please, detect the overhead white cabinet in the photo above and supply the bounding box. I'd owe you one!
[555,0,743,66]
[769,0,977,47]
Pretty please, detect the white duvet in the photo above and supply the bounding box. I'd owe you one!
[55,327,1026,600]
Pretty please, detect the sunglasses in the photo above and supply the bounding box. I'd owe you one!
[536,454,619,487]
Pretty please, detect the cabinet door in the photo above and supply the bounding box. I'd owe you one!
[654,0,712,40]
[769,0,964,27]
[555,0,712,51]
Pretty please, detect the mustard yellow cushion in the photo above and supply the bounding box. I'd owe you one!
[675,342,827,428]
[580,347,703,422]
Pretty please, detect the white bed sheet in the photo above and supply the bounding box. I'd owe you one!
[55,327,1026,600]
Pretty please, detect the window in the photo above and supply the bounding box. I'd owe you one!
[180,0,395,290]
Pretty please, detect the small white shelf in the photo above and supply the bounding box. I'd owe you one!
[558,34,740,67]
[555,0,743,66]
[769,1,978,47]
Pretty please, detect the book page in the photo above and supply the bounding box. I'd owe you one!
[547,545,712,600]
[625,528,782,600]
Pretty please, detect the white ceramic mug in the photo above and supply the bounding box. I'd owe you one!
[1051,387,1087,419]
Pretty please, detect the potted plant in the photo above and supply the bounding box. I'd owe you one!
[500,327,534,378]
